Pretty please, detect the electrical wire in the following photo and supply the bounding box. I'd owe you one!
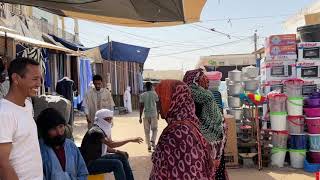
[201,13,295,22]
[149,36,252,57]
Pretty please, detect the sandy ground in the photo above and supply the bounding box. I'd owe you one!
[73,111,315,180]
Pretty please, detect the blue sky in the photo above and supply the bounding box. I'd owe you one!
[65,0,316,71]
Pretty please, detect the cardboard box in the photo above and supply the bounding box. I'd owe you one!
[265,45,297,61]
[298,42,320,61]
[305,12,320,25]
[296,60,320,79]
[260,59,297,81]
[261,80,284,95]
[224,114,239,167]
[265,34,296,47]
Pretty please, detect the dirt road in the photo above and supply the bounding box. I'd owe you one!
[73,112,314,180]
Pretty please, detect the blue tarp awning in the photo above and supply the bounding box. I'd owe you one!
[99,41,150,64]
[49,34,88,51]
[49,35,150,64]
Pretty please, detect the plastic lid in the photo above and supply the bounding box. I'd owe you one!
[267,93,287,99]
[308,134,320,136]
[309,150,320,152]
[289,133,307,135]
[287,115,304,120]
[288,97,304,100]
[283,78,304,86]
[271,130,289,135]
[271,147,287,152]
[270,112,287,116]
[305,116,320,120]
[288,149,307,152]
[297,24,320,31]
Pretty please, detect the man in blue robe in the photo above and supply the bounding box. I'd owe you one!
[37,108,88,180]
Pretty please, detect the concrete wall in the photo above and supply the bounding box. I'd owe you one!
[197,53,256,68]
[143,70,184,80]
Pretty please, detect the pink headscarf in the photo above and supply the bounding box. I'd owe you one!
[150,80,215,180]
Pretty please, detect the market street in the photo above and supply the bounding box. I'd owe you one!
[74,111,314,180]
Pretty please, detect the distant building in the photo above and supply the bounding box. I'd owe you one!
[197,53,256,80]
[143,70,184,81]
[283,0,320,33]
[0,3,77,42]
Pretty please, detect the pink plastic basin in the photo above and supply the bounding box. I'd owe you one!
[304,108,320,117]
[306,117,320,134]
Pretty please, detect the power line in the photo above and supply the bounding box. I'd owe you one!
[201,13,295,22]
[149,36,252,57]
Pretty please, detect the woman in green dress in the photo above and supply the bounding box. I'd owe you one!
[183,69,228,180]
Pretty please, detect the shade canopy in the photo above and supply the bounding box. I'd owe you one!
[2,0,206,27]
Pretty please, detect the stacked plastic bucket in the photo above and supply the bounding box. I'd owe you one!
[304,91,320,170]
[284,79,307,169]
[205,71,222,90]
[268,93,288,167]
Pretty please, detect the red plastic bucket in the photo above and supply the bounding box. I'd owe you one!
[306,117,320,134]
[288,116,305,134]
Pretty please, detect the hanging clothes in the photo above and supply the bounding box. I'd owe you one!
[42,48,52,88]
[56,77,76,126]
[56,77,76,102]
[78,58,93,105]
[123,86,132,113]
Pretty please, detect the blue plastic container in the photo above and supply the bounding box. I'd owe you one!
[289,134,307,149]
[304,158,320,173]
[309,134,320,151]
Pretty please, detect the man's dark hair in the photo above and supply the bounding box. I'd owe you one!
[8,57,39,83]
[37,108,66,136]
[93,74,103,82]
[146,82,152,91]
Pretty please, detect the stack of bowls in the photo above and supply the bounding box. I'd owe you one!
[226,69,243,133]
[283,79,307,169]
[305,91,320,165]
[267,92,288,167]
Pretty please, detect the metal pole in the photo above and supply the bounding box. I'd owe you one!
[254,30,258,60]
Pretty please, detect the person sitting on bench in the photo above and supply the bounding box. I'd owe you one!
[81,109,143,180]
[37,108,88,180]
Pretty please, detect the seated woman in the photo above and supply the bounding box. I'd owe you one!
[150,80,215,180]
[37,108,88,180]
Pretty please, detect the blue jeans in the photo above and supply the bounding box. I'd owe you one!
[87,153,134,180]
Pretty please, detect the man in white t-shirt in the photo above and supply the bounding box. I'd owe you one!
[0,58,43,180]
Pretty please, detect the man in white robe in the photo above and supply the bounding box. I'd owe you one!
[123,86,132,113]
[83,75,115,129]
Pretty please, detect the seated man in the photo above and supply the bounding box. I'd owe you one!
[81,109,143,180]
[37,108,88,180]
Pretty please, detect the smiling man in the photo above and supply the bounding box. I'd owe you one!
[0,58,43,180]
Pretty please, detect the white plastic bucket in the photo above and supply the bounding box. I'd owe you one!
[287,97,304,116]
[270,112,288,131]
[289,149,306,168]
[271,148,287,167]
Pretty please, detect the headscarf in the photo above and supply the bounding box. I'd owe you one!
[151,80,215,180]
[94,109,113,139]
[155,80,198,124]
[183,69,226,160]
